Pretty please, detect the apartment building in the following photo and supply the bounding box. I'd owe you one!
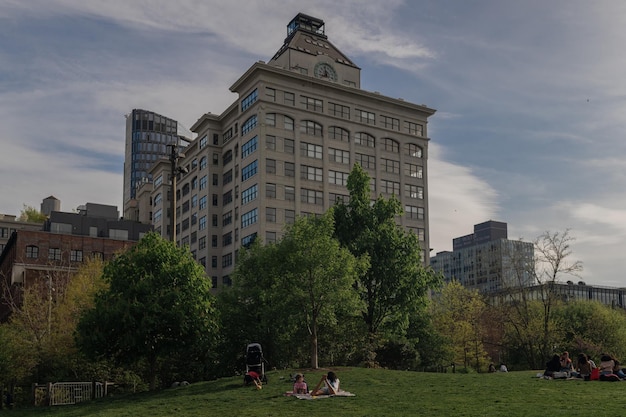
[145,13,435,289]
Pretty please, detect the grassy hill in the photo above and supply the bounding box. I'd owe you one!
[9,367,624,416]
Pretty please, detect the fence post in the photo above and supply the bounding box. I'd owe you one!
[92,381,96,400]
[46,382,52,406]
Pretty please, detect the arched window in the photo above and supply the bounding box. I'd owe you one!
[381,138,399,153]
[199,156,207,170]
[300,120,323,137]
[355,132,375,148]
[329,126,350,142]
[241,115,258,135]
[406,143,423,158]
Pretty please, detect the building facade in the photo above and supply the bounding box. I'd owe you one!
[0,203,151,321]
[141,13,435,289]
[123,109,186,220]
[430,220,535,293]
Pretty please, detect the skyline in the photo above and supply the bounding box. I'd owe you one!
[1,1,626,286]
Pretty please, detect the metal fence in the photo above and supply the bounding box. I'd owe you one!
[34,382,106,406]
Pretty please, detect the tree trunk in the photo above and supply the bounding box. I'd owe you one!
[310,325,318,369]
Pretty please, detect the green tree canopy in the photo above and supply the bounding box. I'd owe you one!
[76,232,218,389]
[18,204,46,223]
[333,164,441,353]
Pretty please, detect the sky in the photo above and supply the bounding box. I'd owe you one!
[1,0,626,286]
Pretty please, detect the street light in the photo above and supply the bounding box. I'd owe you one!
[168,143,187,243]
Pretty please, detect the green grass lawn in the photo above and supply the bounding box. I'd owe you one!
[8,367,626,416]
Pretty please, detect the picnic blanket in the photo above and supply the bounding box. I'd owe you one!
[287,391,356,400]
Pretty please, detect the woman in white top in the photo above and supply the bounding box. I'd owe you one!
[311,371,340,395]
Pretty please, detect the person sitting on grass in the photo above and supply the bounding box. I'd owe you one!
[244,370,263,389]
[293,373,308,394]
[311,371,340,396]
[576,353,594,380]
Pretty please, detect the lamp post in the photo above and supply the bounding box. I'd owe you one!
[168,143,187,243]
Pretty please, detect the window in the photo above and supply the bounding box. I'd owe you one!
[212,194,218,206]
[266,183,276,198]
[405,121,423,136]
[407,143,423,158]
[242,233,257,247]
[285,186,295,201]
[223,169,233,185]
[241,208,258,228]
[242,136,258,158]
[154,193,162,206]
[199,156,207,170]
[212,235,218,247]
[223,232,232,247]
[70,249,83,262]
[355,132,375,148]
[223,128,233,143]
[265,113,276,127]
[329,170,349,186]
[381,115,400,130]
[301,95,323,112]
[223,190,233,205]
[212,214,218,227]
[301,142,323,159]
[284,162,295,177]
[285,209,295,224]
[382,158,400,174]
[356,109,375,124]
[213,153,219,165]
[381,180,400,195]
[241,88,258,111]
[405,163,423,178]
[284,116,294,131]
[284,138,294,154]
[199,135,208,149]
[329,148,350,164]
[222,275,232,286]
[284,91,295,106]
[26,245,39,258]
[301,188,323,205]
[242,160,258,181]
[191,194,198,207]
[212,174,218,186]
[329,102,350,119]
[405,205,425,220]
[48,248,62,260]
[241,115,257,135]
[223,211,232,226]
[266,207,276,222]
[199,236,207,250]
[405,184,424,199]
[330,193,349,205]
[329,126,350,142]
[242,184,258,204]
[300,120,323,136]
[301,165,323,182]
[355,153,376,169]
[199,175,208,190]
[266,87,276,101]
[199,216,207,230]
[222,253,233,268]
[211,256,217,268]
[199,196,207,210]
[266,135,276,150]
[191,213,198,225]
[223,150,233,165]
[182,183,190,197]
[266,159,276,174]
[382,138,400,153]
[266,231,277,244]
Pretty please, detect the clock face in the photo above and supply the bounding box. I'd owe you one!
[314,63,337,81]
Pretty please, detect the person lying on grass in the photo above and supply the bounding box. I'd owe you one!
[311,371,339,396]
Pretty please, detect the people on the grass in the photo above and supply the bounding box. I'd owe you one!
[488,363,496,373]
[244,370,263,389]
[576,353,594,380]
[560,351,573,372]
[311,371,340,395]
[545,354,562,377]
[293,373,308,394]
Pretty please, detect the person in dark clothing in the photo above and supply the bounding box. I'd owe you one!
[545,354,561,377]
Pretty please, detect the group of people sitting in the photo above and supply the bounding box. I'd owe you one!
[544,351,626,381]
[292,371,340,395]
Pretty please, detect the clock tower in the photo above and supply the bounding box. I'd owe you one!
[268,13,361,88]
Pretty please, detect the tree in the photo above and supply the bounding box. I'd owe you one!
[76,232,218,390]
[226,212,364,369]
[333,164,441,359]
[497,230,582,368]
[18,205,46,223]
[432,281,490,371]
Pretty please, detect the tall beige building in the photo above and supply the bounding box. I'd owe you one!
[148,13,435,289]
